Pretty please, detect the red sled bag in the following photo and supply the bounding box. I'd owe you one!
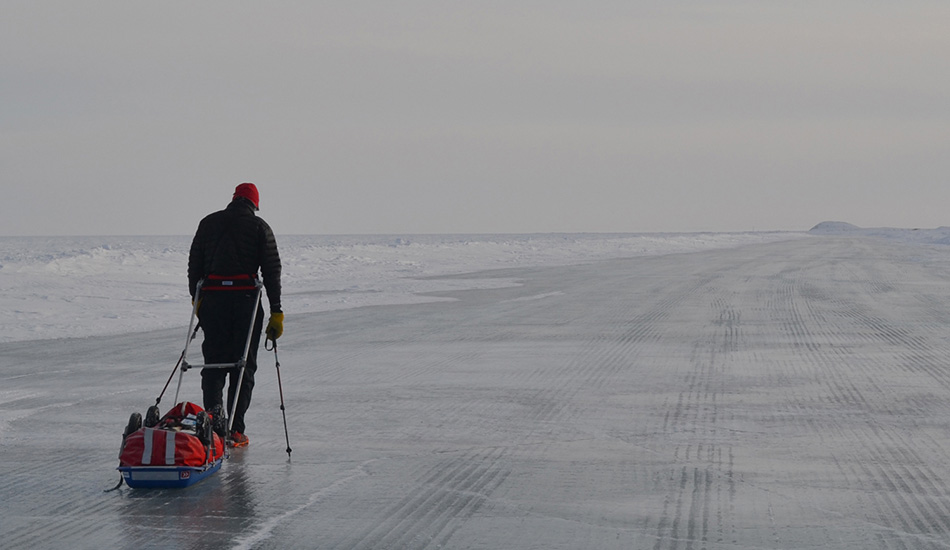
[118,402,224,487]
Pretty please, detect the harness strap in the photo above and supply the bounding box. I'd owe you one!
[200,274,259,291]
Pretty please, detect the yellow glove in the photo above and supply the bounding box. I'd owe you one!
[266,312,284,340]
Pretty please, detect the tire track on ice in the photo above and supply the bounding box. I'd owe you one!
[325,447,510,550]
[4,483,119,549]
[648,281,746,549]
[770,258,950,548]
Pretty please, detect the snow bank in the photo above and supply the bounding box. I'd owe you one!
[0,232,804,343]
[810,221,950,245]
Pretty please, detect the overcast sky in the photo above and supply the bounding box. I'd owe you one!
[3,1,949,236]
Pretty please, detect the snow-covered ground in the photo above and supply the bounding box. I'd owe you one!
[0,231,802,343]
[6,226,950,549]
[809,221,950,245]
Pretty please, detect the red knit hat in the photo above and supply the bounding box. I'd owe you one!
[233,183,260,210]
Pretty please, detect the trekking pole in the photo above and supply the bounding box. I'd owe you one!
[267,336,292,459]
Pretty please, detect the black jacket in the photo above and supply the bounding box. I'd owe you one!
[188,199,282,312]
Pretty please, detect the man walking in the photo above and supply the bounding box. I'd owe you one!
[188,183,283,447]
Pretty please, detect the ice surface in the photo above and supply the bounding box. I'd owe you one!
[5,229,950,549]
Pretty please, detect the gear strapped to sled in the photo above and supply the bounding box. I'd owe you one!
[117,402,225,488]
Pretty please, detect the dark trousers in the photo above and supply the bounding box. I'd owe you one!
[198,290,264,434]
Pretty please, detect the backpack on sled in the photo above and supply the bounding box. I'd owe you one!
[118,402,226,489]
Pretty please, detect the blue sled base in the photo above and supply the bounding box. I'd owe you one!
[118,458,223,489]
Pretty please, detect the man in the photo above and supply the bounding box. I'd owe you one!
[188,183,283,447]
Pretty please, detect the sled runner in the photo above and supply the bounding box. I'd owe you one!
[114,277,264,489]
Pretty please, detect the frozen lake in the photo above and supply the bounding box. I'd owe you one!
[5,234,950,549]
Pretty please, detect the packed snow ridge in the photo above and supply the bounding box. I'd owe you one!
[0,232,805,344]
[8,227,949,345]
[810,221,950,245]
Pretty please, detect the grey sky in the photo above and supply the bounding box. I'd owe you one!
[3,1,949,236]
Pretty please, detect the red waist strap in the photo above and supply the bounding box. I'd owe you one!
[200,274,259,291]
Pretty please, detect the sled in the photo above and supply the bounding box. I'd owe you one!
[117,402,225,489]
[114,277,264,489]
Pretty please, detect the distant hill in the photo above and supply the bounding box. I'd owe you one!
[809,221,860,233]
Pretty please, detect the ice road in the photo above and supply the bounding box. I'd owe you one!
[5,235,950,549]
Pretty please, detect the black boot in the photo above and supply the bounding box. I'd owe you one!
[209,404,228,439]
